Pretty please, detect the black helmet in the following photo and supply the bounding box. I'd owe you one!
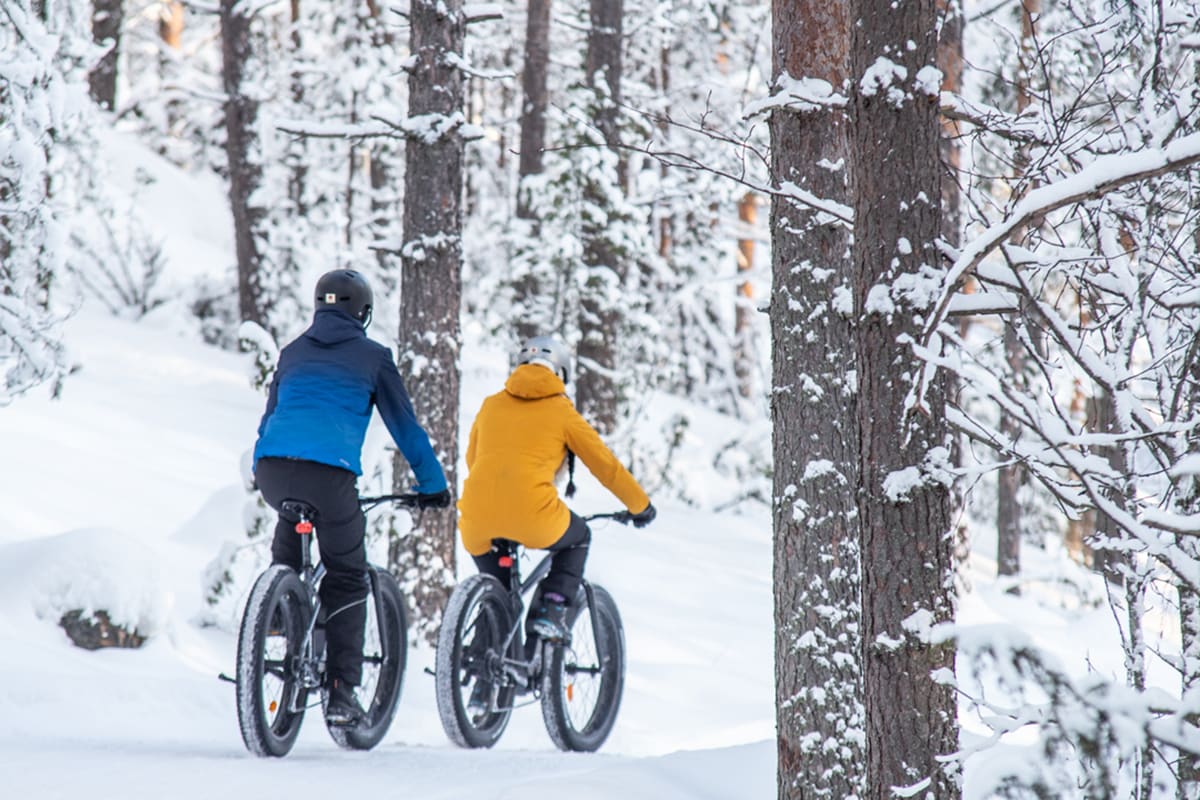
[315,270,373,324]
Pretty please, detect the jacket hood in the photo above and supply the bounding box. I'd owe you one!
[504,363,566,400]
[305,308,366,345]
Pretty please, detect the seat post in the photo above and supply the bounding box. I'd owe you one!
[298,515,314,573]
[495,540,520,593]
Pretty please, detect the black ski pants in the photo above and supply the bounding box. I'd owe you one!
[472,511,592,603]
[255,456,368,686]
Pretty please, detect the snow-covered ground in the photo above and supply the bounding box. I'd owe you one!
[0,309,776,799]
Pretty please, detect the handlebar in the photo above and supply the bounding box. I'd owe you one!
[360,493,421,512]
[360,498,635,523]
[584,510,634,524]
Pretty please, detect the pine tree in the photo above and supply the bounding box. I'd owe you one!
[768,2,863,798]
[220,0,270,332]
[850,0,957,796]
[389,0,467,642]
[0,0,95,403]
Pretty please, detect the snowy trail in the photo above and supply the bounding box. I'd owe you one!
[0,311,775,798]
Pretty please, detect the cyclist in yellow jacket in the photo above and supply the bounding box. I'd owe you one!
[457,335,656,641]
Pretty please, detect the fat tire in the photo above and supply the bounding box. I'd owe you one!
[540,584,625,752]
[435,574,518,748]
[236,565,312,757]
[326,567,409,750]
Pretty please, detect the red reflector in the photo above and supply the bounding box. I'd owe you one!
[295,521,313,534]
[498,556,513,568]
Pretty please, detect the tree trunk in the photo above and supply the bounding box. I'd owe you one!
[770,4,862,799]
[996,320,1023,589]
[1181,137,1200,800]
[516,0,551,218]
[286,0,306,219]
[937,0,968,567]
[735,192,757,403]
[1181,568,1200,800]
[996,0,1041,591]
[159,1,183,49]
[220,0,268,330]
[512,0,554,342]
[392,0,465,643]
[851,0,957,797]
[89,0,123,111]
[367,2,398,278]
[575,0,625,434]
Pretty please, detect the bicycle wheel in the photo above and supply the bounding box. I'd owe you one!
[326,567,408,750]
[540,584,625,752]
[236,565,312,757]
[435,574,518,748]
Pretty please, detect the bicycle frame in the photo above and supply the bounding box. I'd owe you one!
[488,511,628,697]
[280,494,418,712]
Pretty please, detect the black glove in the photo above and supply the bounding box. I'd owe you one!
[415,489,452,509]
[630,502,656,528]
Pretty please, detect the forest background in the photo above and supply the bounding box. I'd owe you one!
[4,0,1200,798]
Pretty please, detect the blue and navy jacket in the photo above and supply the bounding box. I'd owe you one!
[252,308,447,492]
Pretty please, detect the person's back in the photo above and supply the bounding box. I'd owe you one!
[457,335,655,645]
[458,362,646,552]
[253,269,449,726]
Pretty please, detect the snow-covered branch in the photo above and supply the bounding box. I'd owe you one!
[922,130,1200,357]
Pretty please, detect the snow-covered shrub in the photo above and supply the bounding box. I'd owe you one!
[1,529,171,644]
[237,320,278,392]
[188,273,240,348]
[69,194,168,319]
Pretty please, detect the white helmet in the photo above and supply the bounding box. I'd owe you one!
[515,335,571,384]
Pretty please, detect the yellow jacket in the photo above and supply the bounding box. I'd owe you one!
[457,364,651,556]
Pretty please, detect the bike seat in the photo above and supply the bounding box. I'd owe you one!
[281,499,318,520]
[492,539,521,555]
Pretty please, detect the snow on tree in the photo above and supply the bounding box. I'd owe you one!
[0,0,101,403]
[386,0,468,642]
[766,3,863,799]
[918,2,1200,795]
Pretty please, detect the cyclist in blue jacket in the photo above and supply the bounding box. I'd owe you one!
[253,269,450,726]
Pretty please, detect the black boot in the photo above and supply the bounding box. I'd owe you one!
[527,592,570,644]
[325,677,365,727]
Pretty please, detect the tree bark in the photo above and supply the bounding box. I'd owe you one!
[575,0,625,434]
[770,4,862,799]
[512,0,554,342]
[516,0,552,218]
[937,0,969,568]
[286,0,306,219]
[1181,561,1200,800]
[159,1,183,49]
[735,192,757,403]
[392,0,465,643]
[996,0,1041,591]
[851,0,957,797]
[220,0,268,330]
[1181,106,1200,800]
[996,320,1023,588]
[89,0,123,111]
